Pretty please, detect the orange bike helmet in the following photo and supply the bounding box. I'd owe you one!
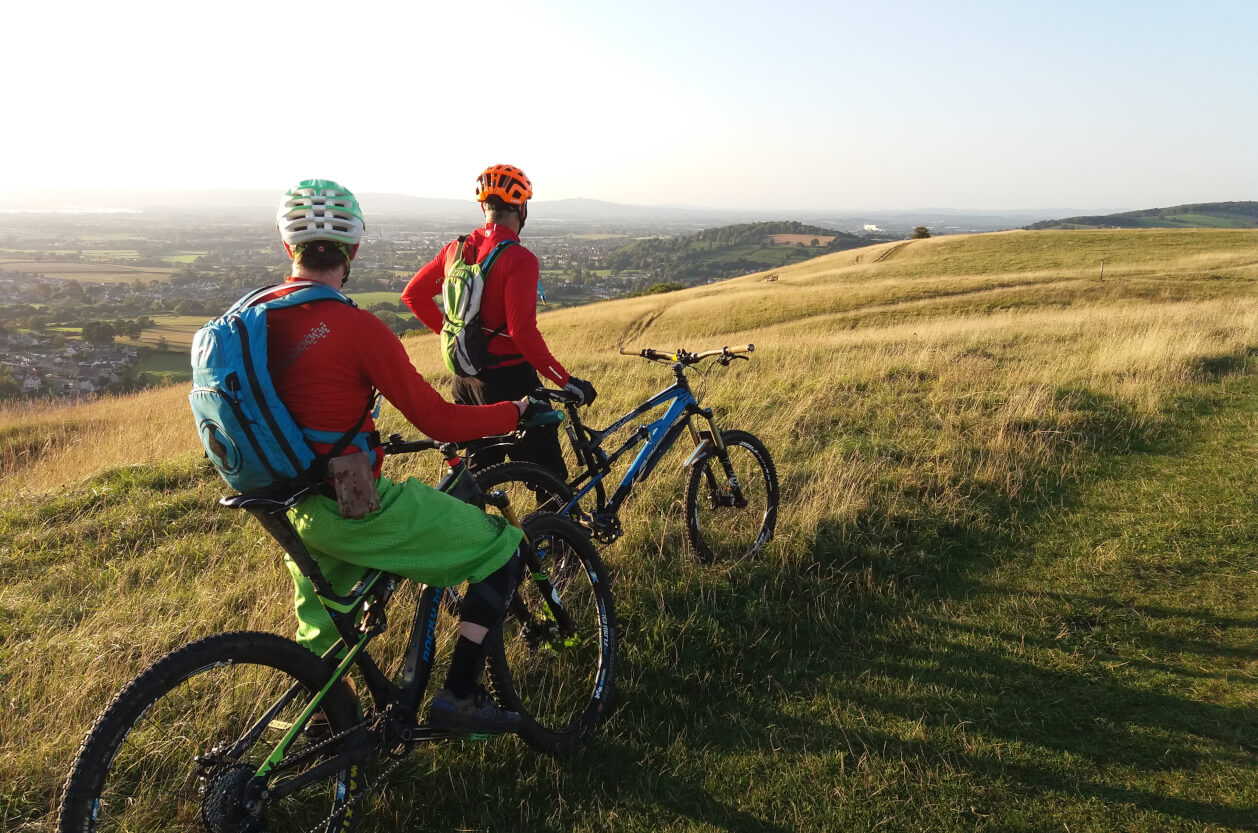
[475,164,533,205]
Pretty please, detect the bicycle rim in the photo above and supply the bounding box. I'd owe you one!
[685,429,779,563]
[488,513,616,753]
[59,632,361,833]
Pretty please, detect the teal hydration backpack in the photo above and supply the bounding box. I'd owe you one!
[440,235,518,376]
[189,282,374,495]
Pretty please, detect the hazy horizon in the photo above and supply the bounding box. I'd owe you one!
[7,1,1257,212]
[0,185,1131,217]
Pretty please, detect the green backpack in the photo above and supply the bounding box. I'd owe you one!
[440,235,517,377]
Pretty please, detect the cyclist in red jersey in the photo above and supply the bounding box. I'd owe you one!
[268,179,525,733]
[401,164,597,477]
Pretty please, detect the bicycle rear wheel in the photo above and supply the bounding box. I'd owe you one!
[473,460,577,517]
[684,428,779,562]
[487,513,616,753]
[59,631,362,833]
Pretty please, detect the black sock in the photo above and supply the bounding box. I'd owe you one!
[444,635,487,699]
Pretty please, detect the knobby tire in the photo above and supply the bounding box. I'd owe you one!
[473,460,577,518]
[487,512,616,753]
[684,428,779,563]
[59,631,362,833]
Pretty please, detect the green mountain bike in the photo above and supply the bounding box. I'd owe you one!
[58,437,616,833]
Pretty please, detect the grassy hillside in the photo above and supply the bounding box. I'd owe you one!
[3,228,1258,831]
[604,220,878,285]
[1026,201,1258,231]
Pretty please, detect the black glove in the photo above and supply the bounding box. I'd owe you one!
[562,376,597,407]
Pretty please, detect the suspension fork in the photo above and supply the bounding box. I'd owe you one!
[685,408,748,508]
[683,403,728,460]
[487,490,578,637]
[507,533,578,638]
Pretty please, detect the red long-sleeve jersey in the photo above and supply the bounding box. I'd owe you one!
[401,224,569,387]
[267,282,518,476]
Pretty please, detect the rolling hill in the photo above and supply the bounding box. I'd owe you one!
[1025,200,1258,230]
[604,219,887,285]
[4,228,1258,831]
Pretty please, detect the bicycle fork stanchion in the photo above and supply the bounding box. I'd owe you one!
[487,486,580,640]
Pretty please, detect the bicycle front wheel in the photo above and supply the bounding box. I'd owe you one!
[684,429,779,563]
[474,460,577,518]
[59,631,363,833]
[487,513,616,753]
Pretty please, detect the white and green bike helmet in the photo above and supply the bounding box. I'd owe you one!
[277,179,365,249]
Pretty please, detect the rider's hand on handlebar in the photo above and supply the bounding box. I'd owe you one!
[518,397,565,429]
[562,375,597,407]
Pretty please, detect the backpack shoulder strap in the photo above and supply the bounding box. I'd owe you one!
[232,282,357,316]
[447,234,473,266]
[478,240,518,274]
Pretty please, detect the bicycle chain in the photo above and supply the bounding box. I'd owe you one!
[302,751,407,833]
[247,711,409,833]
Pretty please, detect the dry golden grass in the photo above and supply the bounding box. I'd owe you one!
[0,385,192,495]
[4,228,1258,831]
[4,229,1256,504]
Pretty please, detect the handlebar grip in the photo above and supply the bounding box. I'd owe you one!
[520,406,566,429]
[616,347,669,359]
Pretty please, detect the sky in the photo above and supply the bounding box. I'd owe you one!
[6,0,1257,212]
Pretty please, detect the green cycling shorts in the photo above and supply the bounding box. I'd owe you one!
[283,475,523,655]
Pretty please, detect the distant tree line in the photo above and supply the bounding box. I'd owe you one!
[603,221,871,286]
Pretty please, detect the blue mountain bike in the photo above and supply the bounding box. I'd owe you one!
[473,345,779,562]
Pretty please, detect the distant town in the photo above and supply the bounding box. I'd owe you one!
[2,329,139,397]
[1,197,1112,402]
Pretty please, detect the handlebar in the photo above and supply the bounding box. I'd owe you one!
[618,344,755,366]
[379,400,565,460]
[380,435,443,456]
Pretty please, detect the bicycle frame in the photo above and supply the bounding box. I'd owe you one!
[558,360,728,537]
[221,435,582,789]
[223,503,457,795]
[218,444,505,790]
[248,580,448,799]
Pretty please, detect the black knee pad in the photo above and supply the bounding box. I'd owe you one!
[461,546,523,628]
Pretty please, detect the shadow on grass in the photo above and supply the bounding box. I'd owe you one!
[24,374,1258,832]
[586,377,1258,829]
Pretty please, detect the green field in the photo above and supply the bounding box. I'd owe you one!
[348,290,406,307]
[78,249,142,258]
[122,315,206,350]
[1161,213,1250,228]
[1,248,203,264]
[136,350,192,382]
[0,260,175,283]
[3,228,1257,832]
